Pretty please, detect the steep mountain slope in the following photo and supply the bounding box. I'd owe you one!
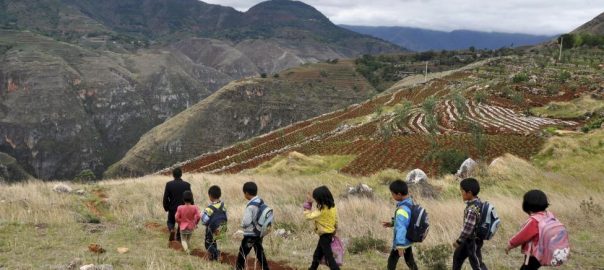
[572,12,604,35]
[0,0,404,181]
[0,152,32,182]
[0,31,236,179]
[105,60,377,177]
[342,25,555,51]
[158,47,603,176]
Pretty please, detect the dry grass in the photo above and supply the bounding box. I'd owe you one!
[1,132,604,269]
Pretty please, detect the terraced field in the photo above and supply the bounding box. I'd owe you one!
[160,49,602,176]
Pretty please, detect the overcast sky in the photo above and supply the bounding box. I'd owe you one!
[203,0,604,35]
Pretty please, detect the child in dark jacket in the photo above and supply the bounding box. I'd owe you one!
[304,186,339,270]
[453,178,488,270]
[505,190,550,270]
[382,180,418,270]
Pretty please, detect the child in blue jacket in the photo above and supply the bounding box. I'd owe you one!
[382,179,419,270]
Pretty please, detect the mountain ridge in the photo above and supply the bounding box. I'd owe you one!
[341,25,556,51]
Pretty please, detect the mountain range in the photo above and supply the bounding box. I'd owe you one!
[341,25,556,51]
[0,0,401,181]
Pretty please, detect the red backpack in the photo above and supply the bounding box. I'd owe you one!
[529,212,570,266]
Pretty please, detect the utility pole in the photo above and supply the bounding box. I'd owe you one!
[558,36,564,62]
[424,61,428,83]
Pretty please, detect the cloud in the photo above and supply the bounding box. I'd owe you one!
[202,0,604,35]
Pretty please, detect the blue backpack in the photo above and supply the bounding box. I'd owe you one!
[401,201,430,243]
[475,201,500,240]
[249,199,274,238]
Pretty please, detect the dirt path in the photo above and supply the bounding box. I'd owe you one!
[168,240,297,270]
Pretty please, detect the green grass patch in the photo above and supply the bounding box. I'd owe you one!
[531,95,604,119]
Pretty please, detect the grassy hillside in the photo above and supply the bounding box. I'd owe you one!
[161,47,603,177]
[105,60,378,178]
[1,130,603,269]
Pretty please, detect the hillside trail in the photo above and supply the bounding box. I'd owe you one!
[168,240,297,270]
[144,219,298,269]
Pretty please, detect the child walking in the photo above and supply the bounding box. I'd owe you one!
[175,190,201,254]
[304,186,339,270]
[201,185,227,261]
[236,181,270,270]
[505,189,570,270]
[453,178,488,270]
[382,179,419,270]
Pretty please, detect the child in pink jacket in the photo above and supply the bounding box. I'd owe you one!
[175,190,201,254]
[505,190,549,270]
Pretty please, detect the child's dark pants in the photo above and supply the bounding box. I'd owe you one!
[452,238,488,270]
[309,233,339,270]
[236,236,269,270]
[387,246,418,270]
[204,229,219,260]
[520,256,541,270]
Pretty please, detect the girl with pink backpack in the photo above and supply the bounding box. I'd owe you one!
[505,190,570,269]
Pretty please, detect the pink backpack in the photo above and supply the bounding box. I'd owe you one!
[321,236,344,266]
[529,212,570,266]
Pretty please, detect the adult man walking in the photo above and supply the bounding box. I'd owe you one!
[163,167,191,242]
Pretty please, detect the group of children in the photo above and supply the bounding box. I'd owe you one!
[163,167,566,270]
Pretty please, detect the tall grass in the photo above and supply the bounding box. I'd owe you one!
[1,132,603,269]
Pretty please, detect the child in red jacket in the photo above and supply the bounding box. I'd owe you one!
[175,190,201,254]
[505,190,549,270]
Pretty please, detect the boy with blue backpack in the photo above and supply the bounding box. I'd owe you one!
[236,181,273,270]
[453,178,494,270]
[201,185,227,261]
[382,179,422,270]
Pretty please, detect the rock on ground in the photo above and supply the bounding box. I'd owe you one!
[52,183,73,193]
[406,169,428,184]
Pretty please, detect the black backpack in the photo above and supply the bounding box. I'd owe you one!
[401,201,430,243]
[207,202,228,233]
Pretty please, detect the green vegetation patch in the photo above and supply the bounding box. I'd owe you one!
[531,95,604,119]
[250,153,355,175]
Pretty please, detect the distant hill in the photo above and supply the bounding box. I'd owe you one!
[0,0,403,181]
[104,60,378,178]
[341,25,555,51]
[572,12,604,35]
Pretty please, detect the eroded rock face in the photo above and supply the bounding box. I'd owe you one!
[0,32,233,180]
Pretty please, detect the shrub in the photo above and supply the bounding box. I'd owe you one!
[580,197,603,220]
[418,244,452,270]
[260,73,267,78]
[348,233,388,254]
[512,73,529,83]
[557,70,571,83]
[74,169,96,182]
[273,73,280,78]
[427,149,467,175]
[474,90,487,104]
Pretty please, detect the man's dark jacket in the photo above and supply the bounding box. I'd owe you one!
[162,178,191,213]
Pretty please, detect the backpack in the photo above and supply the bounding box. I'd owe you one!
[320,235,345,266]
[530,212,570,266]
[475,201,500,240]
[400,201,429,243]
[207,202,228,234]
[249,199,274,238]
